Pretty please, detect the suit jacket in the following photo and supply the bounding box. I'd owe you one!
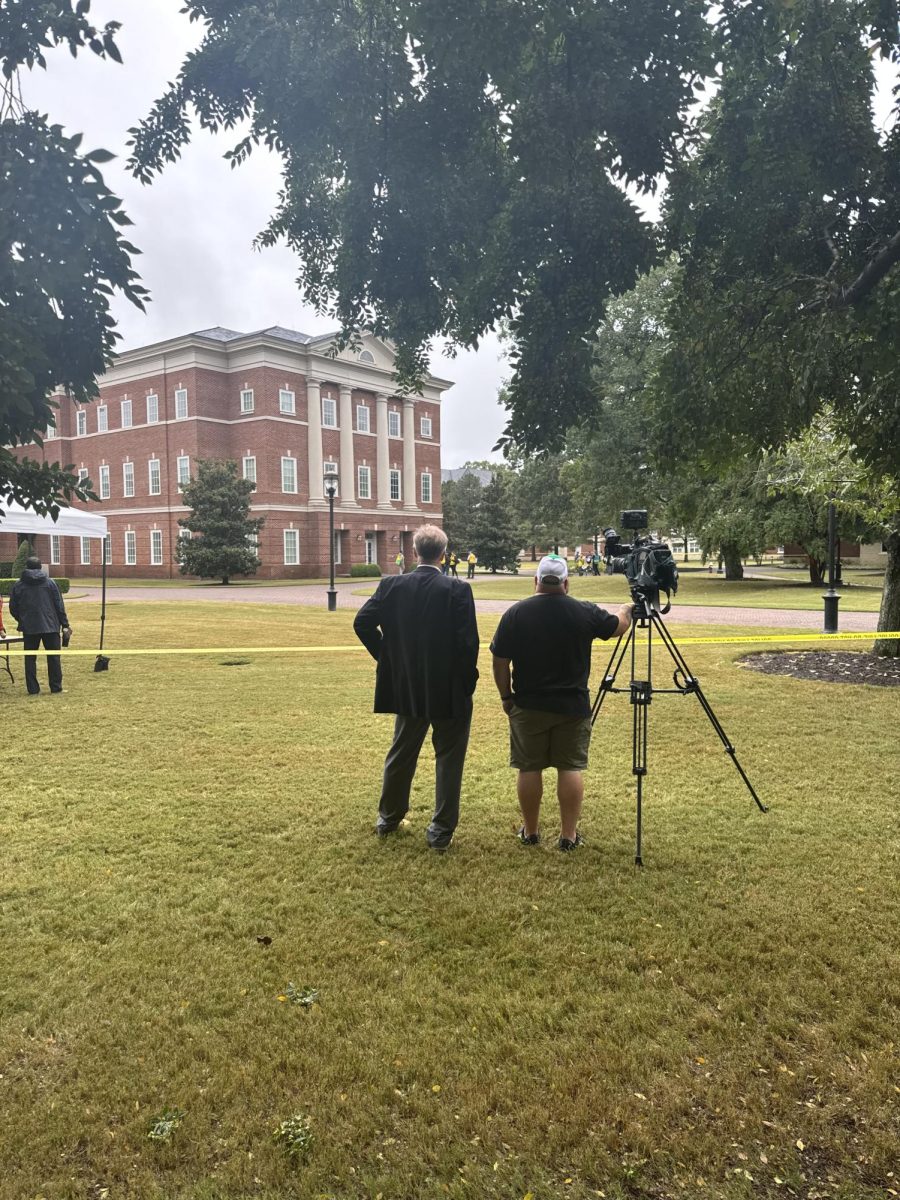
[353,565,479,718]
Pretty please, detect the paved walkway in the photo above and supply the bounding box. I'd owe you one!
[68,581,879,631]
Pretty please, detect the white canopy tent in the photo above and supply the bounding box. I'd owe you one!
[2,497,110,658]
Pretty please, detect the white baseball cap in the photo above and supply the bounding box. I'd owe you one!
[537,555,568,584]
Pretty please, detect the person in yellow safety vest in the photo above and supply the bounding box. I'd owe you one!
[395,551,405,574]
[466,551,477,580]
[449,551,459,577]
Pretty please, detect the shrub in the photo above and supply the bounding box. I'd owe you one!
[350,563,382,578]
[0,577,70,596]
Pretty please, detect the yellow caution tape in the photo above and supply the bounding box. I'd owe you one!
[1,631,898,657]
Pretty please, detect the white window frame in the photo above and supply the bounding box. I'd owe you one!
[76,410,87,436]
[421,472,432,503]
[242,456,257,490]
[97,405,108,433]
[50,535,60,565]
[357,465,371,500]
[146,394,159,424]
[388,410,401,438]
[323,461,339,496]
[174,388,188,420]
[99,464,110,500]
[389,469,401,502]
[124,530,137,566]
[240,388,255,414]
[333,530,342,565]
[281,456,297,494]
[123,461,134,498]
[77,467,89,485]
[121,398,132,428]
[179,528,192,543]
[80,537,91,566]
[283,529,299,566]
[356,404,370,433]
[322,396,337,428]
[279,388,296,415]
[45,423,57,440]
[150,529,163,566]
[177,455,190,490]
[103,534,112,565]
[149,458,161,496]
[420,415,433,438]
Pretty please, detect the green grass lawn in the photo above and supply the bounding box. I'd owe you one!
[1,602,897,1199]
[459,570,885,612]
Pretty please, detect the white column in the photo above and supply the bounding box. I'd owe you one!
[306,377,325,506]
[376,393,391,509]
[402,397,417,511]
[339,384,357,506]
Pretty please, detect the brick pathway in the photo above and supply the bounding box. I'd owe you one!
[68,581,879,632]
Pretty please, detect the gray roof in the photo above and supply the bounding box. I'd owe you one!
[192,325,339,346]
[441,467,495,486]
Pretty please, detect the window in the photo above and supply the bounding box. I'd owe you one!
[125,530,136,566]
[45,423,57,440]
[177,455,190,489]
[357,465,371,500]
[146,394,159,424]
[322,396,337,428]
[77,467,89,485]
[81,537,91,565]
[420,415,432,438]
[388,410,401,438]
[324,461,338,496]
[103,534,112,565]
[281,456,297,493]
[97,405,108,433]
[121,398,132,428]
[283,529,299,565]
[99,464,110,500]
[389,469,401,502]
[123,461,134,498]
[421,472,432,503]
[356,405,370,433]
[174,388,188,419]
[279,388,296,415]
[242,456,257,490]
[359,349,375,364]
[179,528,191,542]
[333,530,342,564]
[150,529,163,565]
[50,535,60,565]
[149,458,161,496]
[240,388,254,414]
[76,410,87,436]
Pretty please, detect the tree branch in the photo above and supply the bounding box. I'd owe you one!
[803,229,900,313]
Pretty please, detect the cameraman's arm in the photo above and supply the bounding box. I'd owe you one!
[612,603,634,637]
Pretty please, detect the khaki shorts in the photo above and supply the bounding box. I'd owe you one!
[508,705,592,772]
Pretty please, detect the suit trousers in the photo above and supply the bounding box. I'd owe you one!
[378,702,473,846]
[23,632,62,694]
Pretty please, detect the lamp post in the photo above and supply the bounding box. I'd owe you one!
[823,494,839,634]
[324,470,339,612]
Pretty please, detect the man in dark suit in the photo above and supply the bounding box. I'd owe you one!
[353,524,480,849]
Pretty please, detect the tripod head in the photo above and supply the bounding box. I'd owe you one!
[631,585,667,618]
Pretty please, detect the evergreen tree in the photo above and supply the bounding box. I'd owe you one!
[471,474,520,574]
[441,472,485,556]
[176,460,264,585]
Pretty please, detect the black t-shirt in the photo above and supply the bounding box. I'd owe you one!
[490,593,620,716]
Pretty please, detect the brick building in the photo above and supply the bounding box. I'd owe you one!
[4,326,450,578]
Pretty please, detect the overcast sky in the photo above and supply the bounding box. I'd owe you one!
[23,3,897,466]
[23,0,510,467]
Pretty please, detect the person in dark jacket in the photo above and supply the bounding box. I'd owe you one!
[353,524,480,849]
[8,556,71,695]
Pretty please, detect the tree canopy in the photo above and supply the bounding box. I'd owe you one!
[177,460,265,584]
[0,1,147,517]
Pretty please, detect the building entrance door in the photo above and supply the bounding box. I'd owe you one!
[365,534,377,566]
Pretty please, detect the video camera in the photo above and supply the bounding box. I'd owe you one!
[602,509,679,613]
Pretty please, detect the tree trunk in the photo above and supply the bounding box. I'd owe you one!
[722,543,744,580]
[807,555,826,585]
[874,531,900,659]
[221,577,230,585]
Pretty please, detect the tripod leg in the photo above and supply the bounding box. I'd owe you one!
[631,680,650,866]
[591,622,634,725]
[652,614,768,813]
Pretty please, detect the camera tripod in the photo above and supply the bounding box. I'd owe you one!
[591,591,767,865]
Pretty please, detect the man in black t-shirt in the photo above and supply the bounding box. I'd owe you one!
[490,555,632,851]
